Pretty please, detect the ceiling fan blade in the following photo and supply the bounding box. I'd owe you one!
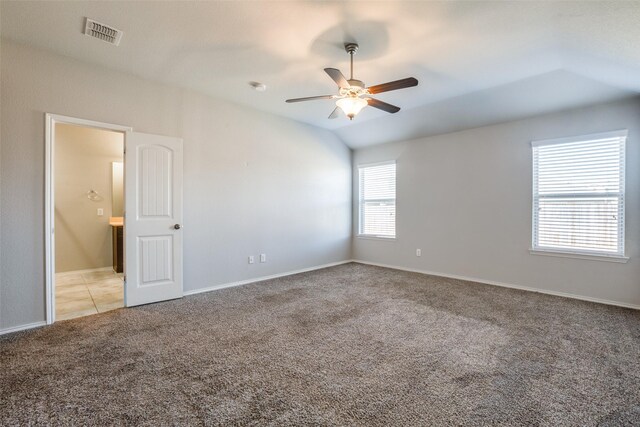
[285,95,336,103]
[324,68,350,88]
[367,77,418,94]
[366,98,401,114]
[328,107,341,119]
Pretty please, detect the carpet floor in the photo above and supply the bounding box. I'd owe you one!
[1,263,639,426]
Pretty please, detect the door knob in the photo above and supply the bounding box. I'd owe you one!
[173,224,182,230]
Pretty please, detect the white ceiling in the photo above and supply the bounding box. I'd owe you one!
[2,1,639,148]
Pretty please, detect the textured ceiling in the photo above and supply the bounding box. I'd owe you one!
[2,1,639,147]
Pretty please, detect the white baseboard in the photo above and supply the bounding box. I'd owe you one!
[353,260,640,311]
[6,259,633,336]
[0,321,47,336]
[184,260,355,296]
[56,266,113,277]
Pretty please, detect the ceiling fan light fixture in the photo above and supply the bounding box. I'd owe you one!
[285,42,417,121]
[336,97,368,120]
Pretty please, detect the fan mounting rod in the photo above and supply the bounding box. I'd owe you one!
[345,43,358,80]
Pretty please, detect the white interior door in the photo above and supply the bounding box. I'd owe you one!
[125,131,183,307]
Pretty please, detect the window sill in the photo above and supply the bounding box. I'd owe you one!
[529,249,629,264]
[356,235,396,241]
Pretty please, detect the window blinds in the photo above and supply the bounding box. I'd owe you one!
[359,162,396,237]
[532,131,626,257]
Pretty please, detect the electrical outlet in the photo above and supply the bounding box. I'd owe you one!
[260,254,266,263]
[97,208,104,216]
[248,256,255,264]
[416,249,421,257]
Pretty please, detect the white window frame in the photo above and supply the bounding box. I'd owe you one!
[530,130,628,263]
[358,160,397,240]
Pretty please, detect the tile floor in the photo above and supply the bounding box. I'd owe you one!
[56,269,124,321]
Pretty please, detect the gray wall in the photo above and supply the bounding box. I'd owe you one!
[55,124,123,272]
[2,38,637,331]
[353,98,640,307]
[0,40,352,330]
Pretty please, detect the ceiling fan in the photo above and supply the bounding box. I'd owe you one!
[286,43,418,120]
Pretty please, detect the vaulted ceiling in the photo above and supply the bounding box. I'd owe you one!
[2,1,639,148]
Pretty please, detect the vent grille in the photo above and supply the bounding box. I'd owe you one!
[84,18,123,46]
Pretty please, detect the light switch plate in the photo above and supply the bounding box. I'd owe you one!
[260,254,266,263]
[97,208,104,216]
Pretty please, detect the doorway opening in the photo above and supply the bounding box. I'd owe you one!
[45,114,132,324]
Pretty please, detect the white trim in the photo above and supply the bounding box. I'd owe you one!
[531,129,628,147]
[356,160,397,169]
[8,259,637,334]
[46,114,132,133]
[184,260,354,296]
[352,260,640,310]
[529,249,629,263]
[0,321,47,336]
[356,235,397,241]
[45,113,132,325]
[56,267,114,277]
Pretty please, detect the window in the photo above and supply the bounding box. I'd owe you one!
[358,162,396,238]
[532,130,626,259]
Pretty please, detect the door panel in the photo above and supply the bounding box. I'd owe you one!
[139,235,173,284]
[125,131,183,307]
[139,146,172,217]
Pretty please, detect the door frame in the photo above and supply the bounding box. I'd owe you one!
[44,113,132,324]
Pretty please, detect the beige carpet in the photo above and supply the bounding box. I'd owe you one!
[1,263,639,425]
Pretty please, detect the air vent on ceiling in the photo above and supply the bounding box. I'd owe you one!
[84,18,123,46]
